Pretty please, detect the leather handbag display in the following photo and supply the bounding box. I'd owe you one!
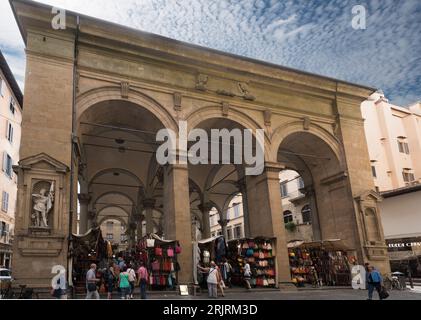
[147,239,155,247]
[155,246,163,256]
[167,248,174,257]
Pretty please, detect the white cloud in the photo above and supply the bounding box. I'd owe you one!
[0,0,419,106]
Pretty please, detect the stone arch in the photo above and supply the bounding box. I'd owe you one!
[88,167,145,190]
[96,204,131,218]
[270,121,343,165]
[186,105,272,161]
[76,86,178,132]
[98,215,128,227]
[93,190,135,207]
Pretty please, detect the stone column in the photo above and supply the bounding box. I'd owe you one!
[301,186,321,241]
[237,178,251,237]
[163,163,192,284]
[143,198,156,235]
[198,202,213,239]
[77,193,91,235]
[218,218,229,240]
[245,162,292,288]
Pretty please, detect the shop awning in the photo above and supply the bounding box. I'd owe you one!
[197,235,224,244]
[150,233,177,243]
[288,239,352,251]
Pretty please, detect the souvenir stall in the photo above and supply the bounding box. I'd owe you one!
[193,236,228,288]
[227,237,277,288]
[69,227,111,294]
[136,234,181,291]
[288,239,352,287]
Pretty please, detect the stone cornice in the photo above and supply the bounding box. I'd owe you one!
[11,0,376,104]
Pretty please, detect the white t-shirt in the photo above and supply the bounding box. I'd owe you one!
[127,268,136,282]
[207,267,218,284]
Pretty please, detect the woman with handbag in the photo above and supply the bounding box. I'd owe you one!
[198,261,219,298]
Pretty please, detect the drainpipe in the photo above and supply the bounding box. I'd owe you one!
[68,14,80,296]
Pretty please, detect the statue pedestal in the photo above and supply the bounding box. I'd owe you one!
[29,227,52,236]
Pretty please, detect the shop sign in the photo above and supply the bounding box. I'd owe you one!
[387,242,421,249]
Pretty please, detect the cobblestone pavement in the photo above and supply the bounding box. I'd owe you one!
[90,288,421,300]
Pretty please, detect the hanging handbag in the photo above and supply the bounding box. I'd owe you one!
[267,243,272,250]
[155,246,163,256]
[246,248,254,257]
[147,238,155,248]
[167,248,174,257]
[175,243,182,254]
[263,279,269,286]
[242,242,249,249]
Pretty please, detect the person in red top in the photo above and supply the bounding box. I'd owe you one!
[137,261,149,299]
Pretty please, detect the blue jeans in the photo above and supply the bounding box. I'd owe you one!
[120,287,130,299]
[139,279,147,299]
[368,282,382,299]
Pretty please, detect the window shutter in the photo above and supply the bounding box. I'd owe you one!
[5,120,9,138]
[2,191,5,211]
[0,79,4,97]
[5,192,8,212]
[10,125,13,143]
[2,152,7,172]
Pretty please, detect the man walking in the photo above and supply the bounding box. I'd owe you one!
[367,266,383,300]
[86,263,100,299]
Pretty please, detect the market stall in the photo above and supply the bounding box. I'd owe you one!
[288,239,352,287]
[193,235,228,288]
[136,234,181,291]
[69,227,111,294]
[227,237,277,288]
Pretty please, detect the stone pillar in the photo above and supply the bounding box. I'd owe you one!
[10,10,76,288]
[245,162,292,288]
[198,202,213,239]
[143,199,156,235]
[237,178,251,237]
[163,163,192,284]
[218,218,229,240]
[301,186,321,241]
[77,193,91,235]
[335,95,390,273]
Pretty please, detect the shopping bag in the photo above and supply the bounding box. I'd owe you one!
[379,287,389,300]
[147,239,155,247]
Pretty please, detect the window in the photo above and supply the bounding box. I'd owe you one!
[371,166,377,178]
[283,210,293,224]
[227,227,233,240]
[0,222,6,236]
[234,224,242,239]
[1,191,9,213]
[233,203,240,218]
[280,182,288,197]
[301,205,312,224]
[106,233,113,240]
[402,171,415,183]
[9,97,15,114]
[397,140,410,154]
[297,177,304,189]
[2,153,12,178]
[0,78,5,97]
[106,221,113,231]
[6,122,13,143]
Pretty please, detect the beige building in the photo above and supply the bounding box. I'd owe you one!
[99,218,128,252]
[361,92,421,192]
[0,50,23,269]
[210,194,244,241]
[10,0,389,290]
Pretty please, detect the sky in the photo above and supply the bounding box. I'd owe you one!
[0,0,420,106]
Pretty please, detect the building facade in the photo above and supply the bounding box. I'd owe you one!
[0,50,23,269]
[99,218,128,252]
[10,0,389,289]
[361,92,421,192]
[210,194,244,241]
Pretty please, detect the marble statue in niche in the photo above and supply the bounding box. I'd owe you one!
[31,181,54,228]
